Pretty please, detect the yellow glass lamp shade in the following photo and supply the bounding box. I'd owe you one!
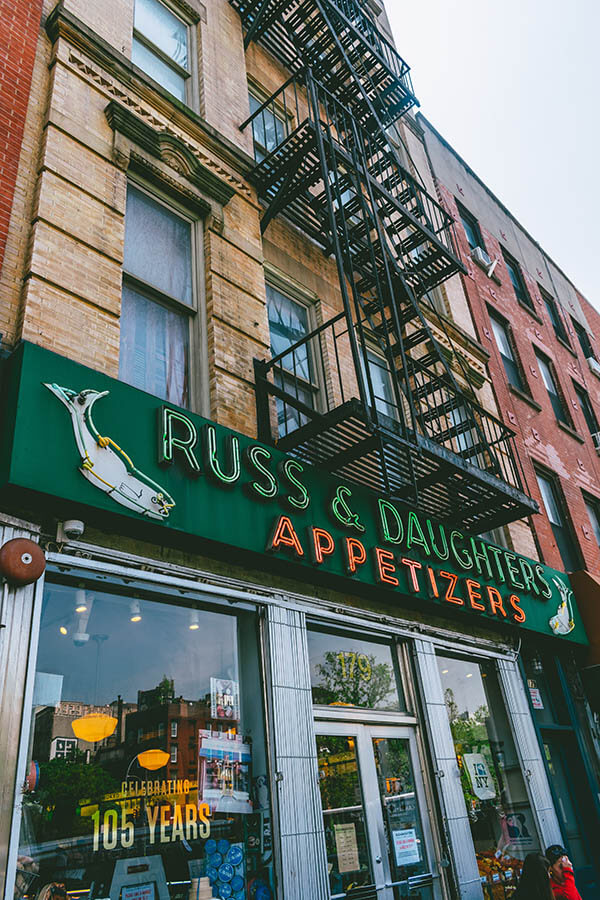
[137,749,170,771]
[71,714,117,742]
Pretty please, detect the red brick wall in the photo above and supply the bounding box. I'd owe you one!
[438,182,600,576]
[0,0,44,279]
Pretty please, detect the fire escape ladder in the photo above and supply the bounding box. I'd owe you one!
[233,0,538,530]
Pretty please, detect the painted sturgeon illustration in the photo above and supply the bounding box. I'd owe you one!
[45,383,175,520]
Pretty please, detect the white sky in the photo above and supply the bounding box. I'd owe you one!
[387,0,600,308]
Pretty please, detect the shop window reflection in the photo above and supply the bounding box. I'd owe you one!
[15,583,274,900]
[437,655,542,897]
[307,628,404,711]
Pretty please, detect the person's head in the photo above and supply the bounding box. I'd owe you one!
[545,845,571,883]
[516,854,554,900]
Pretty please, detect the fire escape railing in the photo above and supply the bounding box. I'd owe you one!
[232,0,538,530]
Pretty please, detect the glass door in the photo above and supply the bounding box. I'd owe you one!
[315,722,438,900]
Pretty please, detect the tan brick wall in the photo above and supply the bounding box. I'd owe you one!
[62,0,134,57]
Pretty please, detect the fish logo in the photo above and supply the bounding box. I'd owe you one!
[45,383,175,521]
[549,576,575,636]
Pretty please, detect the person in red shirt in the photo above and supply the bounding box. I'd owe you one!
[545,845,582,900]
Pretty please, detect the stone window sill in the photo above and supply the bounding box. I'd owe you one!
[508,384,542,411]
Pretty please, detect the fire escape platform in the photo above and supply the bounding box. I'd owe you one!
[252,120,464,296]
[275,398,537,532]
[230,0,418,127]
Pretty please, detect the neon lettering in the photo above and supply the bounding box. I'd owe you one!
[470,539,493,580]
[203,425,241,486]
[267,515,304,557]
[426,566,439,598]
[450,531,472,569]
[345,537,367,574]
[439,571,463,605]
[534,564,553,598]
[503,551,525,589]
[311,527,335,564]
[426,519,449,560]
[243,445,278,500]
[518,557,537,594]
[406,511,429,554]
[159,407,200,474]
[487,586,507,617]
[509,594,526,623]
[487,544,507,582]
[279,459,310,510]
[400,557,422,592]
[375,547,398,585]
[377,498,404,544]
[465,578,485,611]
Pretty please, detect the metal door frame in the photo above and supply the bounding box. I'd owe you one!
[314,720,440,900]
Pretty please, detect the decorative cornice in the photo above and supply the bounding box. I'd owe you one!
[105,100,235,207]
[46,4,256,191]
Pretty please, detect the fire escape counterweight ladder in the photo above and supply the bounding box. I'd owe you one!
[232,0,539,532]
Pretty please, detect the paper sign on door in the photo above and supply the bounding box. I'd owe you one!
[393,828,420,866]
[464,752,496,800]
[334,823,359,873]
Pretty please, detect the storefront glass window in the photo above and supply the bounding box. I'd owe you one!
[12,582,274,900]
[308,629,404,711]
[437,655,541,894]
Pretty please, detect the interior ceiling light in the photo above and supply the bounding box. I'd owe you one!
[189,610,200,630]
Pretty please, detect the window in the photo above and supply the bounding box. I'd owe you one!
[489,313,525,392]
[536,471,580,571]
[502,248,533,309]
[11,582,275,897]
[248,92,286,162]
[308,628,405,711]
[438,655,542,884]
[573,383,599,438]
[360,347,398,419]
[572,318,596,360]
[535,353,569,424]
[457,202,484,252]
[120,184,195,409]
[132,0,190,102]
[266,283,317,437]
[540,287,569,344]
[478,526,508,548]
[584,495,600,547]
[171,719,178,738]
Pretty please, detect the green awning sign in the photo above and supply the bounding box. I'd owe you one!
[0,342,587,645]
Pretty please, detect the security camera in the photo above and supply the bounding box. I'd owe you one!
[57,520,85,542]
[73,632,90,647]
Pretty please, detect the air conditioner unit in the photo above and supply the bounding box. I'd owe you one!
[587,356,600,378]
[471,246,492,269]
[592,432,600,452]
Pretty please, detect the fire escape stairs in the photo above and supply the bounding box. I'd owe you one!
[231,0,538,531]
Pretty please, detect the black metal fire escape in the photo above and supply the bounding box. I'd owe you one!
[231,0,537,532]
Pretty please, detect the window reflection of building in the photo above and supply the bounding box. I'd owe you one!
[437,655,542,889]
